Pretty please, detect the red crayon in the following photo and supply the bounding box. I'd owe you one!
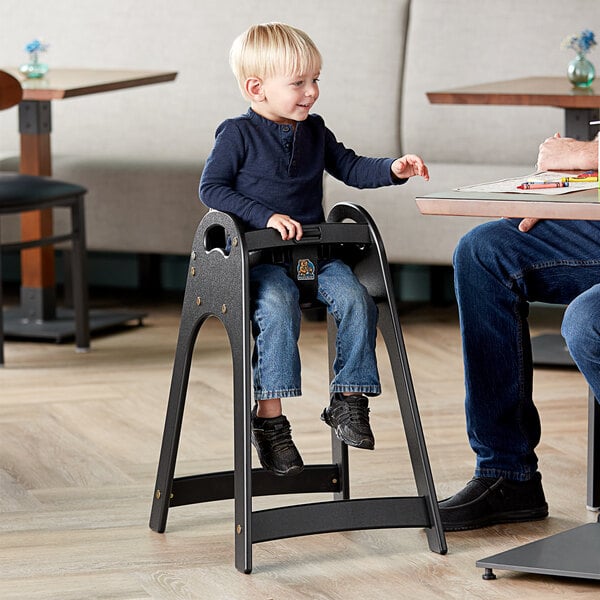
[516,182,569,190]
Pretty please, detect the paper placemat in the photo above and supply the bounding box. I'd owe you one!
[455,171,598,195]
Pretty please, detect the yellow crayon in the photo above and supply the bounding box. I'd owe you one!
[561,177,598,182]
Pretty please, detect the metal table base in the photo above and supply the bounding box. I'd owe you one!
[477,520,600,580]
[3,306,145,343]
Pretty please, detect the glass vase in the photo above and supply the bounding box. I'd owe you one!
[19,51,49,79]
[567,53,595,88]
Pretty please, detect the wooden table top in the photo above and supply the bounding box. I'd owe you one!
[416,187,600,220]
[3,67,177,101]
[427,77,600,110]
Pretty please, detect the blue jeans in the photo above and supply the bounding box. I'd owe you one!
[249,258,381,400]
[453,218,600,481]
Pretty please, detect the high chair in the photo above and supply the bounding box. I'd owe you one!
[149,202,447,573]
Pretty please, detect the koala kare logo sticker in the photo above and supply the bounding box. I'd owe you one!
[296,258,316,281]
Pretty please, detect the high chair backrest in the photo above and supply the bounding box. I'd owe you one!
[0,70,23,111]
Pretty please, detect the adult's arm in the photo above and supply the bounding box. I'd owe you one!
[537,133,598,171]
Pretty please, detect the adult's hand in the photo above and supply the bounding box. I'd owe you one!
[537,132,598,171]
[518,217,540,232]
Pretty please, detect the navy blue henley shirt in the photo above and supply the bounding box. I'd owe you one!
[199,108,405,230]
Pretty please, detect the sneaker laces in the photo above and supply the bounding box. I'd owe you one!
[334,395,370,429]
[257,417,296,453]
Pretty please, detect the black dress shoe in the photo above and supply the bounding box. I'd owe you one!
[438,473,548,531]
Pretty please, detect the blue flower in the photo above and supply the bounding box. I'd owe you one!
[562,30,597,55]
[24,39,49,54]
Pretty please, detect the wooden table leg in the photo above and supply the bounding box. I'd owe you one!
[18,100,56,320]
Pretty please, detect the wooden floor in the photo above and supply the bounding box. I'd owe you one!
[1,297,598,599]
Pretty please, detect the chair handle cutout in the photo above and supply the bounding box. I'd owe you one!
[203,224,231,257]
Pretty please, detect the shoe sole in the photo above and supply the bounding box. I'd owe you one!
[258,459,304,477]
[442,506,549,532]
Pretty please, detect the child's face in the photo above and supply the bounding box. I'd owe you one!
[252,71,320,124]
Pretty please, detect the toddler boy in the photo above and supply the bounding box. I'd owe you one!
[200,22,429,476]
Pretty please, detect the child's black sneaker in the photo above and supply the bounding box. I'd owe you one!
[251,406,304,476]
[321,393,375,450]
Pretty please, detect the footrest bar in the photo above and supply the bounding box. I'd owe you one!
[252,496,431,543]
[170,464,341,506]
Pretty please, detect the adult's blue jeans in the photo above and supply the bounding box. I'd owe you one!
[453,218,600,481]
[249,258,380,401]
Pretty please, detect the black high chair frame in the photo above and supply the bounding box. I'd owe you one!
[149,202,447,573]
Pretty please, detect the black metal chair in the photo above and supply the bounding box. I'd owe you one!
[149,202,447,573]
[0,70,89,364]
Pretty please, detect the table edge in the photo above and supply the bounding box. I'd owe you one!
[4,69,178,100]
[415,189,600,220]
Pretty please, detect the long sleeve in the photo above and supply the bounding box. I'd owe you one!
[323,126,406,188]
[199,120,275,229]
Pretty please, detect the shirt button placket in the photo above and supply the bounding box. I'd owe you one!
[281,125,295,175]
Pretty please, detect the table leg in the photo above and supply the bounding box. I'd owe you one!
[6,100,147,343]
[18,100,57,321]
[565,108,600,141]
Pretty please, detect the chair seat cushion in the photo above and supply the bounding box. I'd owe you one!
[0,173,86,212]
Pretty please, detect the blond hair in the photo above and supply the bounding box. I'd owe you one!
[229,22,322,99]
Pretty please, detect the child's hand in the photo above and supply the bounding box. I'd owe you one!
[267,213,303,240]
[391,155,430,181]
